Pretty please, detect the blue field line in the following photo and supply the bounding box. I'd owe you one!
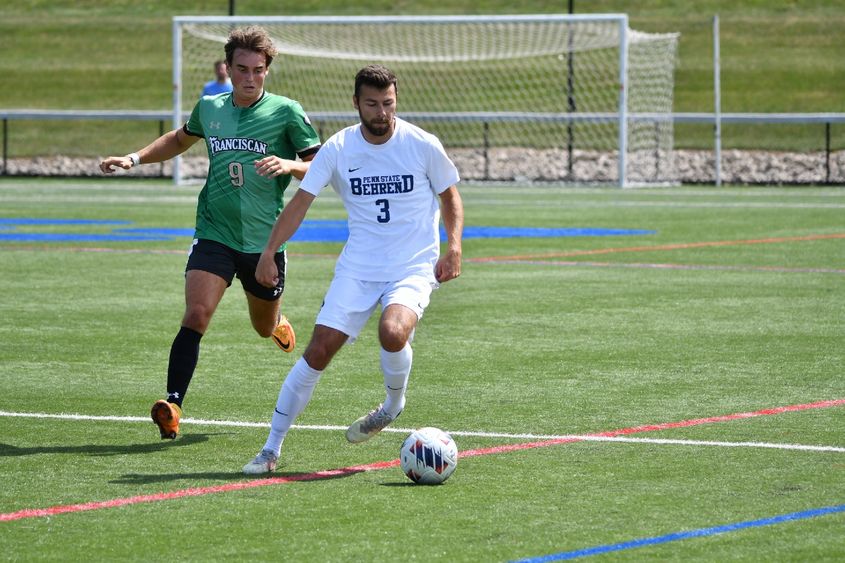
[0,233,171,242]
[0,218,655,243]
[511,503,845,562]
[0,218,130,225]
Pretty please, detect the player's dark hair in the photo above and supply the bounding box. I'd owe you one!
[224,26,278,67]
[354,64,398,98]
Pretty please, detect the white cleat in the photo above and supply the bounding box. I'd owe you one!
[345,404,401,443]
[242,449,278,475]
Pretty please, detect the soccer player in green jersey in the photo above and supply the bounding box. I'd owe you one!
[99,26,321,440]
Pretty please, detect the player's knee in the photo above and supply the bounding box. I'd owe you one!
[302,341,335,370]
[182,305,214,332]
[379,308,416,350]
[379,327,409,352]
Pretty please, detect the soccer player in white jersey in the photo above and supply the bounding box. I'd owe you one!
[99,27,321,440]
[243,64,464,474]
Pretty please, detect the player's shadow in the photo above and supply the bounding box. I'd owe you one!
[0,433,213,458]
[111,471,247,484]
[111,466,369,485]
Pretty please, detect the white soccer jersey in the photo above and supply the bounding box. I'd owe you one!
[299,117,460,282]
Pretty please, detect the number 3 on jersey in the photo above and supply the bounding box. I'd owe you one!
[375,198,390,223]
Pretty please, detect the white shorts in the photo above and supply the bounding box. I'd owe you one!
[315,275,437,341]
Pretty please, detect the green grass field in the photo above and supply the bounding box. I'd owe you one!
[1,178,843,560]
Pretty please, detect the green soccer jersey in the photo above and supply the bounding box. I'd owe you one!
[186,92,320,253]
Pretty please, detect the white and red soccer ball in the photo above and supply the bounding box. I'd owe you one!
[399,427,458,485]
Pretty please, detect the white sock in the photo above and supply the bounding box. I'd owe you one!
[262,357,322,456]
[381,344,412,418]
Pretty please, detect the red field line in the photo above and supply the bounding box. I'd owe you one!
[0,461,399,523]
[467,233,845,264]
[2,398,844,523]
[456,398,845,458]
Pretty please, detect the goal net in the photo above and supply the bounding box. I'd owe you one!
[173,15,679,186]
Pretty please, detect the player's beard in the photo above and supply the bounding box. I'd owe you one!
[359,112,394,138]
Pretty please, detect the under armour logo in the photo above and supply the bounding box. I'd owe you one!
[208,121,221,129]
[167,392,181,400]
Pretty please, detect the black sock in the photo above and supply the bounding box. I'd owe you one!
[166,326,203,407]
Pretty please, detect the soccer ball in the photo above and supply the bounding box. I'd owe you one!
[399,427,458,485]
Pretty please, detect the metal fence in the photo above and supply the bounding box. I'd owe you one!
[1,109,843,184]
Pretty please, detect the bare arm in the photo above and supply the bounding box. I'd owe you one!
[99,128,200,174]
[255,188,317,288]
[254,152,316,181]
[435,186,464,283]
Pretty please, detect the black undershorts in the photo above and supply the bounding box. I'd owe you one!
[185,238,286,301]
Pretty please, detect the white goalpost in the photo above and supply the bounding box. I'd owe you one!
[172,15,679,187]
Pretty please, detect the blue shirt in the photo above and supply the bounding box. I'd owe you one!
[201,80,233,97]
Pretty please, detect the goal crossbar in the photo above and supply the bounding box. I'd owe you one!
[173,14,678,186]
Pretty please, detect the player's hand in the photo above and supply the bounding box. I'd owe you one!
[99,156,132,174]
[434,249,462,283]
[255,156,295,178]
[255,251,280,288]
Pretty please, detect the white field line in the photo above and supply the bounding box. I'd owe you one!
[3,196,840,210]
[463,199,845,210]
[3,183,845,210]
[2,410,843,454]
[4,183,843,198]
[0,195,198,205]
[458,186,845,198]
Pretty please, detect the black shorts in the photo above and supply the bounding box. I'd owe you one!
[185,238,286,301]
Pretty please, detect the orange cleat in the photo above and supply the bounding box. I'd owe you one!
[271,315,296,352]
[150,399,182,440]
